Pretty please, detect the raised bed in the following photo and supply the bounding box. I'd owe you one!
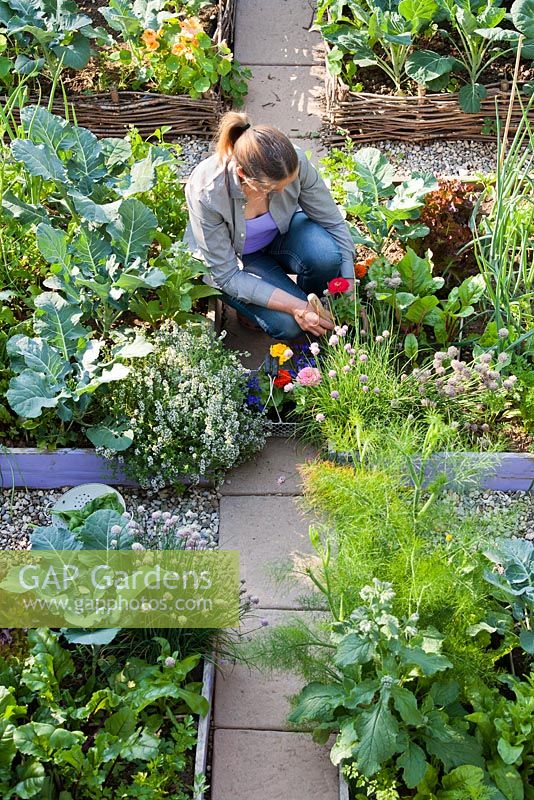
[195,657,216,800]
[0,0,236,140]
[0,448,214,489]
[324,41,534,144]
[339,767,349,800]
[328,447,534,492]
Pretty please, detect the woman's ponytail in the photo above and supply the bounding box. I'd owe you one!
[214,110,298,185]
[215,111,251,161]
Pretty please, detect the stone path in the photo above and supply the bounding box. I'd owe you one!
[208,6,340,797]
[234,0,327,158]
[210,437,339,799]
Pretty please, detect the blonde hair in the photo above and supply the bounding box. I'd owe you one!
[214,111,298,183]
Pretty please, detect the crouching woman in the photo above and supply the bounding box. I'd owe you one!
[183,111,355,340]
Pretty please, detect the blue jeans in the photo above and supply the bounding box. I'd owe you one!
[222,211,342,340]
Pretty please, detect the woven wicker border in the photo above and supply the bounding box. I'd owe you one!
[323,40,533,144]
[3,0,237,139]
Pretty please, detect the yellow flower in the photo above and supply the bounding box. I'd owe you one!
[270,343,291,365]
[445,533,453,542]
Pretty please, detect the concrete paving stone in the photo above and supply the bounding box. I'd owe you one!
[242,65,326,135]
[220,437,317,496]
[214,609,324,730]
[235,0,324,65]
[212,729,339,800]
[214,663,304,731]
[219,495,321,609]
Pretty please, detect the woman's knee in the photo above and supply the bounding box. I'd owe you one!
[291,216,342,275]
[266,313,302,341]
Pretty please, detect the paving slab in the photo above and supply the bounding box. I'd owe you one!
[242,65,326,135]
[214,663,303,731]
[220,437,317,496]
[214,609,325,730]
[219,495,320,609]
[235,0,323,65]
[212,728,338,800]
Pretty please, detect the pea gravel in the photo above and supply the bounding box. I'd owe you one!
[446,488,534,540]
[173,135,212,177]
[172,133,499,181]
[0,486,220,550]
[370,139,498,178]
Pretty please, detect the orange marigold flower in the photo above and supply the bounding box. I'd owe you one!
[141,29,159,50]
[180,16,203,38]
[354,255,375,279]
[172,41,187,56]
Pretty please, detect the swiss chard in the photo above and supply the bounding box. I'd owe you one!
[0,0,111,87]
[318,0,439,93]
[0,629,207,799]
[370,249,485,348]
[342,147,438,253]
[406,0,532,112]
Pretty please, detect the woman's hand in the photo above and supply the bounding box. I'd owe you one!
[293,303,334,336]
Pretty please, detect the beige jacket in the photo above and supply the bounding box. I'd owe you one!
[183,147,355,305]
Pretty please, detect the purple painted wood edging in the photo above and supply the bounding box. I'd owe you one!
[0,449,139,488]
[329,449,534,492]
[1,447,532,491]
[0,448,213,489]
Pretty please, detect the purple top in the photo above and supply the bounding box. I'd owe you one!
[242,211,279,255]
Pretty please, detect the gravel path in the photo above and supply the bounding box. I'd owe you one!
[0,486,220,550]
[447,489,533,540]
[174,135,213,177]
[172,134,499,181]
[358,139,498,178]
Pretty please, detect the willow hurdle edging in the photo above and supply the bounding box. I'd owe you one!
[323,42,533,144]
[0,0,236,140]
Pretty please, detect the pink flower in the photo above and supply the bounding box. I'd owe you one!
[328,369,337,378]
[343,365,351,373]
[283,382,295,393]
[309,342,320,356]
[315,413,325,422]
[330,390,340,399]
[296,367,322,387]
[328,335,339,346]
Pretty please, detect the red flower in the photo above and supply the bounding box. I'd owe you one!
[274,369,293,388]
[327,277,350,295]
